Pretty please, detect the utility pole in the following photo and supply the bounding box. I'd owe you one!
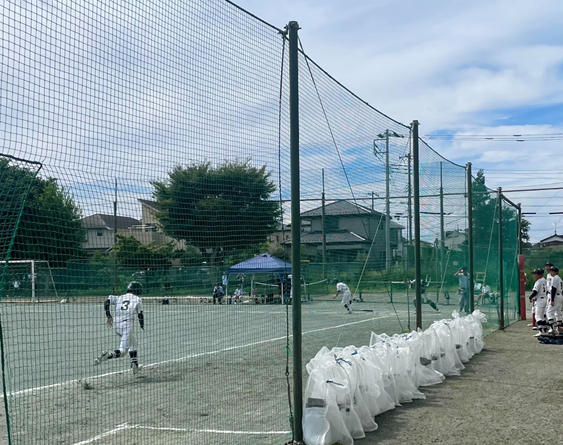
[374,130,404,271]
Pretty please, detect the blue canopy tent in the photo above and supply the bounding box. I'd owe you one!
[226,254,292,302]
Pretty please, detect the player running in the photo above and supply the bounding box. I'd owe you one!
[332,278,353,314]
[94,281,145,374]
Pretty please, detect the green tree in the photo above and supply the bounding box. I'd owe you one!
[1,159,85,267]
[152,160,281,263]
[113,235,173,270]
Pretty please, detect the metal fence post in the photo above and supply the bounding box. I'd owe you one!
[288,20,303,444]
[412,121,422,330]
[498,187,505,330]
[467,163,474,313]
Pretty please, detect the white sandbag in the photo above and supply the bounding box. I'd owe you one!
[451,312,471,363]
[303,368,354,445]
[469,310,487,353]
[371,333,425,403]
[357,346,396,415]
[404,330,444,387]
[369,333,401,407]
[338,348,379,433]
[430,321,463,376]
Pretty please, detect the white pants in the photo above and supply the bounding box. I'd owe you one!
[341,290,352,306]
[535,299,547,322]
[115,322,137,353]
[546,296,563,323]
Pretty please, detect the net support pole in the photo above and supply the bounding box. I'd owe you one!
[412,120,422,329]
[517,204,526,320]
[322,169,326,281]
[288,20,303,443]
[31,260,36,302]
[385,131,391,271]
[439,162,445,300]
[498,187,505,329]
[466,162,474,312]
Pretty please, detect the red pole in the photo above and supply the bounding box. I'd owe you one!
[518,254,527,320]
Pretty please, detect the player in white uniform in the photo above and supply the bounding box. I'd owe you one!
[332,279,352,314]
[529,269,548,336]
[546,266,563,334]
[233,285,243,304]
[94,281,144,373]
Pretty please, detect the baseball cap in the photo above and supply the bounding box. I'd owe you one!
[532,268,544,275]
[545,262,554,268]
[551,266,559,273]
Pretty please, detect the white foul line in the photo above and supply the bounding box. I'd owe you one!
[71,423,130,445]
[71,423,290,444]
[6,314,390,397]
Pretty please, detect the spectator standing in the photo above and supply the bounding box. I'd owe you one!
[454,267,470,314]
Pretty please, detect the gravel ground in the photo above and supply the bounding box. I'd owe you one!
[0,315,548,444]
[358,319,563,445]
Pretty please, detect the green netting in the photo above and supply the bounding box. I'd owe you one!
[0,0,521,444]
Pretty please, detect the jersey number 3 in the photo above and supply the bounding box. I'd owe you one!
[120,300,130,311]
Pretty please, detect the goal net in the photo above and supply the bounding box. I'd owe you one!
[2,260,59,303]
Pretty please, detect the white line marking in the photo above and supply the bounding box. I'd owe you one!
[129,424,291,435]
[71,423,130,445]
[5,314,390,397]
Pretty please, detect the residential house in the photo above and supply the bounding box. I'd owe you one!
[539,233,563,251]
[283,200,404,267]
[124,199,185,249]
[444,230,466,251]
[81,214,140,253]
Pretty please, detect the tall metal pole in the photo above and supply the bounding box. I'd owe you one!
[385,131,391,271]
[408,153,413,244]
[412,121,422,329]
[322,169,326,281]
[288,20,303,443]
[498,187,505,330]
[517,203,522,255]
[114,178,118,294]
[467,163,474,313]
[439,162,445,287]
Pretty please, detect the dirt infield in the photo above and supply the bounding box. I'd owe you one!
[360,319,563,445]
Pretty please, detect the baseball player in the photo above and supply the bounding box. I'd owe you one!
[233,285,243,304]
[529,269,548,336]
[332,278,352,314]
[546,266,563,334]
[95,281,144,373]
[454,267,470,313]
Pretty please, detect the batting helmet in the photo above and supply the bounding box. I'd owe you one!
[332,278,339,285]
[127,281,143,295]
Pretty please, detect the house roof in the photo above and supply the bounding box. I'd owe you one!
[82,214,140,230]
[138,199,160,212]
[540,233,563,244]
[285,230,367,245]
[301,199,404,229]
[301,200,374,217]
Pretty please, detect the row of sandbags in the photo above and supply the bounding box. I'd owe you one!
[303,310,487,445]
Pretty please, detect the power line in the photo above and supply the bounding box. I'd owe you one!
[423,133,563,142]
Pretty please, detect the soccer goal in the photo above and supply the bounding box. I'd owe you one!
[2,260,59,303]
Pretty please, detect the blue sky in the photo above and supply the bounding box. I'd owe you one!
[235,0,563,242]
[2,0,562,244]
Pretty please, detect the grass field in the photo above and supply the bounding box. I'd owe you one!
[0,291,514,445]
